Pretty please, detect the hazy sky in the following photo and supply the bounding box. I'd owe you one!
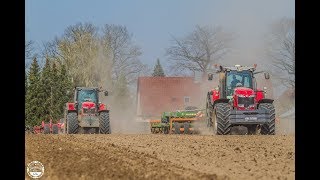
[26,0,294,69]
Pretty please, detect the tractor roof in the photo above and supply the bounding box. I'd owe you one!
[75,87,99,91]
[216,64,256,73]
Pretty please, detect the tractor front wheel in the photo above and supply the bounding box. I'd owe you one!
[99,111,111,134]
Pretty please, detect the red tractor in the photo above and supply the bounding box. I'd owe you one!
[63,87,111,134]
[206,64,275,135]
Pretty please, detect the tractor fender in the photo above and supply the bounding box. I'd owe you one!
[66,102,77,112]
[99,109,110,113]
[98,103,110,112]
[213,98,230,107]
[257,99,274,108]
[209,90,220,102]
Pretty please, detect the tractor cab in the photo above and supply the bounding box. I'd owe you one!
[226,70,253,98]
[75,87,99,113]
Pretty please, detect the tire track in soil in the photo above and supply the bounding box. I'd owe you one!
[25,134,228,180]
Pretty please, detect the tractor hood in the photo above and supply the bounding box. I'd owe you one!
[234,87,255,97]
[82,101,96,108]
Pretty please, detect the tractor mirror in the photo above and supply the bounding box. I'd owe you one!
[208,73,213,80]
[104,91,108,96]
[264,72,270,79]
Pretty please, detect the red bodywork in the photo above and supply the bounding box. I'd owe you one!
[255,88,264,103]
[67,102,76,111]
[99,103,107,111]
[210,89,220,102]
[67,101,107,113]
[210,87,266,110]
[233,87,255,110]
[82,101,95,109]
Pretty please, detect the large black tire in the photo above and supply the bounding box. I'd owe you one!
[99,111,111,134]
[43,124,50,134]
[206,94,213,127]
[67,112,78,134]
[215,103,232,135]
[259,103,276,135]
[52,124,58,134]
[184,122,190,134]
[174,123,181,134]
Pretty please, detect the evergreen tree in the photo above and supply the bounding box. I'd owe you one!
[25,57,42,127]
[25,71,28,95]
[152,58,165,77]
[50,63,61,121]
[57,64,73,119]
[38,57,53,122]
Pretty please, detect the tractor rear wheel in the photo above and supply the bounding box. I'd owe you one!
[99,111,111,134]
[43,124,50,134]
[259,103,276,135]
[215,103,231,135]
[52,124,58,134]
[67,112,78,134]
[206,94,213,127]
[184,122,190,134]
[174,123,181,134]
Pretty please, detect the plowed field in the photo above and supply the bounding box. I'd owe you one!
[25,134,294,180]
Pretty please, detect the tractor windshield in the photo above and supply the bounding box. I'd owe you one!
[77,89,98,110]
[226,70,253,96]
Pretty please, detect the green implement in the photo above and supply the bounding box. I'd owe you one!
[150,108,205,134]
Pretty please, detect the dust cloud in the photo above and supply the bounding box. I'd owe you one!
[108,101,151,134]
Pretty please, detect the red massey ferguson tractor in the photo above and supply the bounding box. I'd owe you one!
[206,64,275,135]
[63,87,111,134]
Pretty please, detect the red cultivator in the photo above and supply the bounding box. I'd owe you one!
[33,119,64,134]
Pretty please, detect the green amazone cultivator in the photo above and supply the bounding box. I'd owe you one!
[150,107,205,134]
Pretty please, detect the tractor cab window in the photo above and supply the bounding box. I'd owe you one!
[77,89,98,110]
[226,71,253,96]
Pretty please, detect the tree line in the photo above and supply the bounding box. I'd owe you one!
[25,57,72,127]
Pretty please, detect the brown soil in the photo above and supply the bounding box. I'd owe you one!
[25,134,294,180]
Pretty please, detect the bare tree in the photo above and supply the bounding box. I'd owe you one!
[166,25,233,76]
[54,23,102,87]
[102,24,147,84]
[266,17,295,90]
[41,23,149,94]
